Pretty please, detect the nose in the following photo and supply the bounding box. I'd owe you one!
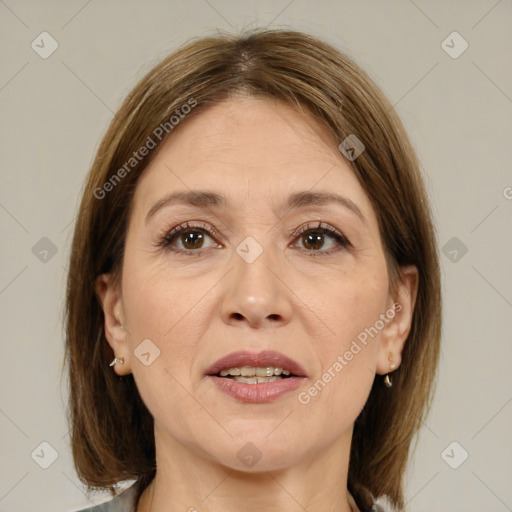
[220,244,293,329]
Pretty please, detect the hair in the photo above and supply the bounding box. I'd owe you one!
[65,28,441,511]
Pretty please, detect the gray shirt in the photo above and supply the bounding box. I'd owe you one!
[73,484,138,512]
[72,484,386,512]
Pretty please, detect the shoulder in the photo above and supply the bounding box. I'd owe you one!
[71,483,138,512]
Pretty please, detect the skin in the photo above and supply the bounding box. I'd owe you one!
[96,95,417,512]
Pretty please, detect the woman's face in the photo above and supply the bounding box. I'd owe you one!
[102,96,413,472]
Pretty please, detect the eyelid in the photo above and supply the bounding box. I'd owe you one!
[157,221,222,251]
[169,221,221,240]
[290,221,351,244]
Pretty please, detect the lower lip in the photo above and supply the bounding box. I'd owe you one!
[207,375,306,403]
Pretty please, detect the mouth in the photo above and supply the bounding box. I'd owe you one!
[213,365,295,384]
[205,349,307,381]
[205,350,307,403]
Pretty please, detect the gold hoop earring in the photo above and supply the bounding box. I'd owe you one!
[383,352,395,388]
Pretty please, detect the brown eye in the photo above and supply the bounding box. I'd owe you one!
[159,221,221,255]
[302,232,325,251]
[181,230,205,250]
[292,222,351,255]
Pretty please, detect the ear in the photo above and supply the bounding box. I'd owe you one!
[95,273,132,376]
[376,265,418,376]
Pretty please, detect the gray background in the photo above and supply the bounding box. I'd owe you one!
[0,1,511,511]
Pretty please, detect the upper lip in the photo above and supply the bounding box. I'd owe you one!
[205,350,307,377]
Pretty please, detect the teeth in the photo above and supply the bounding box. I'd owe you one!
[219,366,292,377]
[241,366,255,377]
[233,376,282,384]
[256,366,274,377]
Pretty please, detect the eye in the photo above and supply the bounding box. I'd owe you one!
[156,220,350,257]
[157,221,221,255]
[291,222,351,255]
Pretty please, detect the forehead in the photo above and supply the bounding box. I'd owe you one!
[132,95,376,222]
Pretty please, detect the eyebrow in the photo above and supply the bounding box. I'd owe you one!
[145,190,365,223]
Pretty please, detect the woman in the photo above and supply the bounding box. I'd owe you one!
[65,29,441,512]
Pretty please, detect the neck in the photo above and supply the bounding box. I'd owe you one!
[136,426,358,512]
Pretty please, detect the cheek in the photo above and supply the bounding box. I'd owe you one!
[121,252,215,377]
[120,262,206,427]
[313,266,389,356]
[122,244,194,336]
[301,265,389,411]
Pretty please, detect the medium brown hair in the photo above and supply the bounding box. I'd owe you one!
[65,28,441,511]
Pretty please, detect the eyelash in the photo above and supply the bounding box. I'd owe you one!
[156,221,351,257]
[157,221,221,257]
[291,222,351,255]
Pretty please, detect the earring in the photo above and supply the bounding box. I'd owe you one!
[109,357,125,367]
[383,352,395,388]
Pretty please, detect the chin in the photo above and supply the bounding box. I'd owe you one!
[206,434,306,473]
